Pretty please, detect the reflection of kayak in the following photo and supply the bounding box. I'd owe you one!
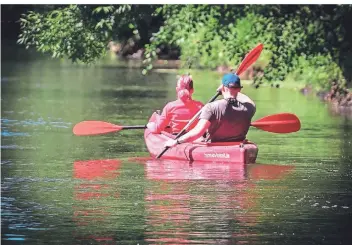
[145,159,295,181]
[144,113,258,164]
[145,159,246,180]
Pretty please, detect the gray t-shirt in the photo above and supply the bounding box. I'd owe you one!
[199,97,256,142]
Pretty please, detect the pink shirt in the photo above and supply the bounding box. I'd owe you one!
[151,99,204,134]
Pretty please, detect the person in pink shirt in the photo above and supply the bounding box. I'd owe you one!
[164,73,256,147]
[147,75,204,134]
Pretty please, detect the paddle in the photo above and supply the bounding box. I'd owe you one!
[72,112,300,136]
[73,121,146,136]
[156,43,264,159]
[250,113,301,133]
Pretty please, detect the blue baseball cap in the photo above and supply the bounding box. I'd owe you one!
[222,73,242,88]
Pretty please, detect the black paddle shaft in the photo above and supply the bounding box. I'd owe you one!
[156,91,221,159]
[122,125,171,130]
[122,125,147,130]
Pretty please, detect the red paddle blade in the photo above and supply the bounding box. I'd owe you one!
[251,113,301,133]
[236,43,264,76]
[73,121,123,136]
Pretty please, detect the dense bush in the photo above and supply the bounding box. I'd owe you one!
[18,4,352,89]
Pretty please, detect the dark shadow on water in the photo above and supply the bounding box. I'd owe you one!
[1,87,167,100]
[99,65,180,70]
[340,119,352,180]
[100,88,168,99]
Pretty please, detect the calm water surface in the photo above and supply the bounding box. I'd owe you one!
[2,45,352,244]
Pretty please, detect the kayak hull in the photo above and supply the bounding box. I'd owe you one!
[144,113,258,164]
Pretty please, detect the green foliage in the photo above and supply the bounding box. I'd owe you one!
[247,5,344,87]
[290,55,345,90]
[143,5,258,73]
[17,4,352,89]
[18,5,160,63]
[143,5,351,89]
[18,5,111,63]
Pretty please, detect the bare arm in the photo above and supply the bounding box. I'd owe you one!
[164,119,211,148]
[177,119,211,143]
[147,104,171,134]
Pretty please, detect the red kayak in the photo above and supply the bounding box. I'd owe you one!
[144,113,258,164]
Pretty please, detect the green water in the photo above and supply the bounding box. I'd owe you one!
[1,44,352,244]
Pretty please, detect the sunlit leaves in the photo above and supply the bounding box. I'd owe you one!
[17,4,351,89]
[143,5,349,88]
[92,6,114,14]
[18,4,155,64]
[18,5,108,63]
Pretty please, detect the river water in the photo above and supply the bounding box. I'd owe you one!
[1,44,352,244]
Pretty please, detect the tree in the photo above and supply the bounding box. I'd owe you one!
[18,5,161,63]
[18,4,352,89]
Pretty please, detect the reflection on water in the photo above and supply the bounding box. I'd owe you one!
[143,159,294,244]
[73,159,120,243]
[2,43,352,244]
[68,158,295,244]
[145,160,294,244]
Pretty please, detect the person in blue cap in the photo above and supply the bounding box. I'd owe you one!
[164,73,256,147]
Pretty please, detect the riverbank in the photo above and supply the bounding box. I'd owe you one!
[300,83,352,119]
[105,51,352,119]
[181,67,352,119]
